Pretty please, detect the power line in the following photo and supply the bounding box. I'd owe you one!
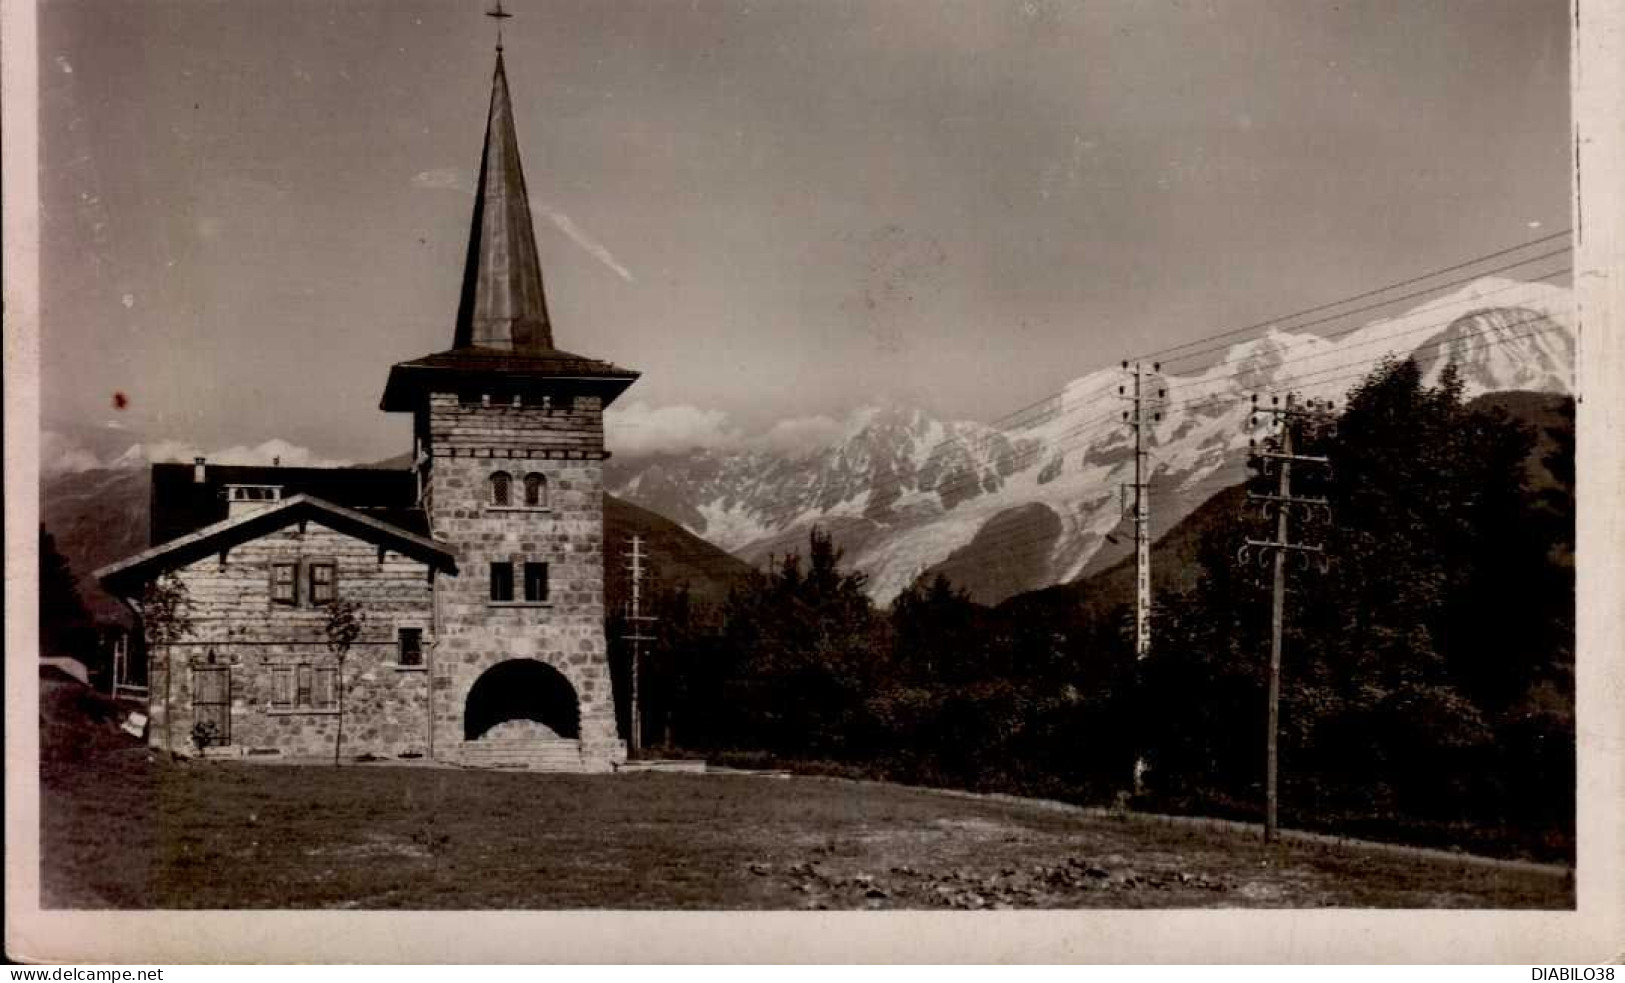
[1130,230,1572,364]
[1155,249,1571,372]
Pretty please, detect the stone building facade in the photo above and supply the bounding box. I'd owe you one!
[97,47,640,772]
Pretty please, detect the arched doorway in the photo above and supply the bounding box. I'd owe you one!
[463,660,581,741]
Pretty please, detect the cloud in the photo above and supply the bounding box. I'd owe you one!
[605,402,742,456]
[43,432,351,474]
[605,403,852,459]
[119,438,352,470]
[410,167,634,282]
[756,415,845,457]
[534,202,635,283]
[411,167,473,193]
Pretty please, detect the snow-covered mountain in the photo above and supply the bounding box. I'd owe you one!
[606,277,1575,604]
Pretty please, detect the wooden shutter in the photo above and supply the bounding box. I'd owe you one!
[296,665,314,707]
[271,667,294,707]
[308,562,336,605]
[314,668,336,708]
[271,563,298,605]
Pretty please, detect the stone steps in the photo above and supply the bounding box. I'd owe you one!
[459,738,586,772]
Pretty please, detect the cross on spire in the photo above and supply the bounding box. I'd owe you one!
[486,1,513,51]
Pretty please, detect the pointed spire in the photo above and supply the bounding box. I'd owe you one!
[453,49,554,353]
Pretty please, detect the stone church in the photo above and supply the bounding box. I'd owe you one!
[96,47,638,771]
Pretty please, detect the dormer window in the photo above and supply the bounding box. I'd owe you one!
[490,471,512,507]
[225,484,283,516]
[523,472,547,508]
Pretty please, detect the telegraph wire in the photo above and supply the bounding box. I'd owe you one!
[1128,229,1571,364]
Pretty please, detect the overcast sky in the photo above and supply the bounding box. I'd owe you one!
[40,0,1570,464]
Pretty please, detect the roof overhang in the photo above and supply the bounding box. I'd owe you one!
[380,347,640,413]
[96,493,457,596]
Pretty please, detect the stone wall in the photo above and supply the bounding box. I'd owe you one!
[145,520,436,759]
[422,390,625,770]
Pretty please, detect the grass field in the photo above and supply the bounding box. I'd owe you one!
[41,749,1571,910]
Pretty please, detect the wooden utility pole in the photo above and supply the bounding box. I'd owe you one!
[1118,361,1166,662]
[622,535,657,756]
[1119,361,1166,797]
[1243,393,1333,843]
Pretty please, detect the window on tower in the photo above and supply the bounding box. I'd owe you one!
[523,562,549,603]
[523,472,547,508]
[490,562,515,602]
[490,471,512,507]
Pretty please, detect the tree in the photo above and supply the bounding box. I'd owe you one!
[40,527,98,674]
[1145,356,1571,848]
[139,572,194,754]
[323,597,364,766]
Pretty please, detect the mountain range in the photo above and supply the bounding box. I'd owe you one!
[42,275,1573,610]
[602,276,1573,603]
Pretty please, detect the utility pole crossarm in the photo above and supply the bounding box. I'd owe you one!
[1240,390,1335,846]
[1252,451,1331,464]
[1243,538,1325,553]
[1246,492,1330,508]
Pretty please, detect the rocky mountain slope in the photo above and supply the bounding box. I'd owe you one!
[605,277,1574,604]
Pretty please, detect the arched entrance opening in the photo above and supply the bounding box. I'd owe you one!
[464,659,581,741]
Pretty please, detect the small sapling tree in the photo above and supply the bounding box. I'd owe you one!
[323,597,364,766]
[139,572,195,755]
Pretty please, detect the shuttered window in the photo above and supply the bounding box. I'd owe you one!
[313,668,336,709]
[296,665,314,707]
[271,563,298,605]
[271,667,294,707]
[308,562,336,605]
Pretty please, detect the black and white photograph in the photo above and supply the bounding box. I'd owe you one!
[7,0,1624,964]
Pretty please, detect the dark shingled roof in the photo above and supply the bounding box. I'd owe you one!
[380,346,639,412]
[100,493,455,594]
[379,50,640,414]
[150,462,423,547]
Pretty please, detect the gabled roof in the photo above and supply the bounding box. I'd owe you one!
[150,463,420,547]
[97,493,457,594]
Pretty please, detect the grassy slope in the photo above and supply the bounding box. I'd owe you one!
[42,754,1568,910]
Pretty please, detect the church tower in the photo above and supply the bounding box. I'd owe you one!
[382,46,638,771]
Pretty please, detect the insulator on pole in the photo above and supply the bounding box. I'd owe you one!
[1122,360,1129,371]
[1158,389,1165,398]
[1251,393,1259,404]
[1153,362,1160,372]
[1119,385,1125,395]
[1272,395,1279,405]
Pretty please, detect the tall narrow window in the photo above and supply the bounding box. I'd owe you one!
[523,472,547,508]
[490,471,512,507]
[271,668,294,707]
[490,562,515,602]
[271,563,298,605]
[308,561,336,605]
[313,668,336,709]
[398,627,424,666]
[523,562,549,603]
[296,665,314,707]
